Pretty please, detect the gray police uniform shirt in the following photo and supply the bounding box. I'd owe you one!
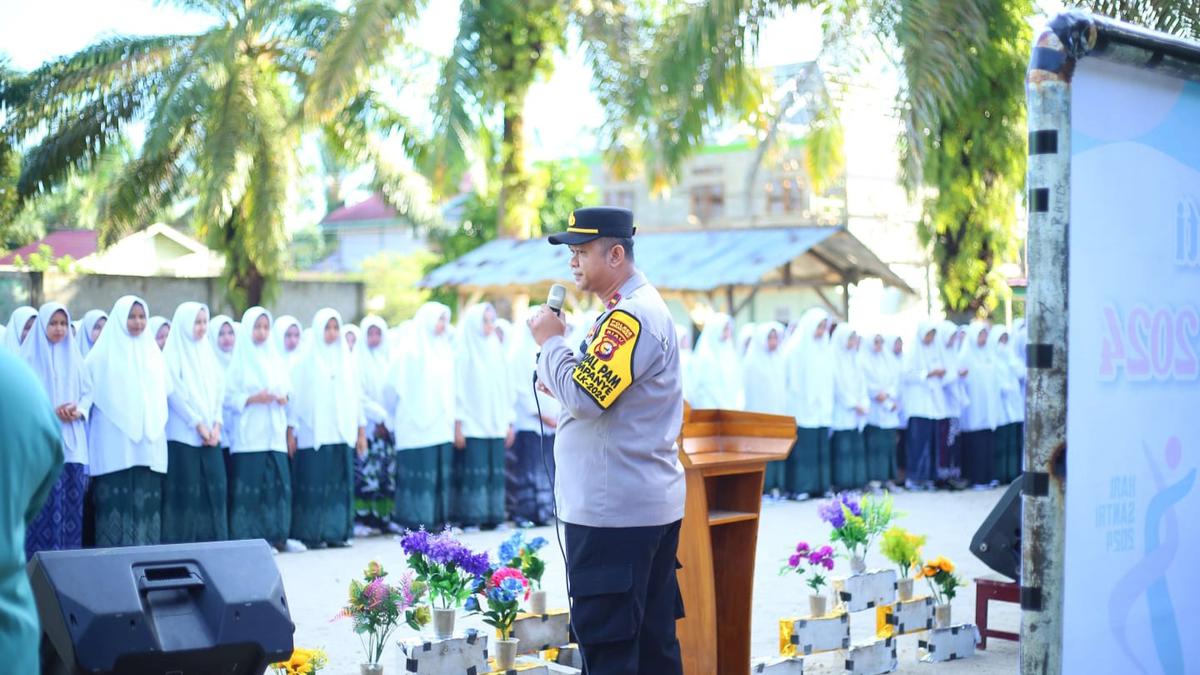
[536,269,686,528]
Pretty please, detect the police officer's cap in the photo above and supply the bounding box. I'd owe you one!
[548,206,636,246]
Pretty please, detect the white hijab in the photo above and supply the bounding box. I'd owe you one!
[4,305,37,353]
[831,324,868,423]
[344,323,362,355]
[84,295,172,442]
[148,315,170,348]
[273,315,303,367]
[78,309,108,357]
[358,315,391,406]
[21,303,88,462]
[455,303,512,433]
[784,307,833,420]
[957,322,1000,431]
[690,313,742,409]
[162,302,224,425]
[209,314,236,369]
[225,306,290,400]
[389,302,453,425]
[290,308,360,444]
[860,331,901,401]
[742,321,787,414]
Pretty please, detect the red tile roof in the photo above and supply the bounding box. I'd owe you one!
[320,193,398,224]
[0,230,99,265]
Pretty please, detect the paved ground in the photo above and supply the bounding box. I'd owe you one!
[275,487,1020,673]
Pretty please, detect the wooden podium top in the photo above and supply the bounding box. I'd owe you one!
[678,407,795,470]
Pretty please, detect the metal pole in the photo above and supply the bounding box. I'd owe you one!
[1021,23,1075,675]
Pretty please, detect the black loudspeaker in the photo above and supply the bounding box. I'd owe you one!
[28,539,294,675]
[970,479,1023,581]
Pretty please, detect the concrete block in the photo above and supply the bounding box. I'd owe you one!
[840,637,898,675]
[550,644,583,670]
[833,570,898,613]
[398,630,489,675]
[778,612,850,656]
[512,609,572,654]
[918,624,980,663]
[487,655,581,674]
[874,596,935,637]
[750,655,805,673]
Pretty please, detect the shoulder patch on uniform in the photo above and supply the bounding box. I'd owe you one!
[572,310,640,409]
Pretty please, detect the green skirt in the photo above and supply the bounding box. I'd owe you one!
[831,430,866,491]
[291,444,353,546]
[763,459,787,493]
[393,443,453,530]
[995,422,1024,483]
[162,442,229,543]
[453,437,506,527]
[228,451,292,544]
[864,426,898,483]
[786,427,830,496]
[92,467,163,547]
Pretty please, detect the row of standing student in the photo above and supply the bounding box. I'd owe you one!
[681,307,1027,498]
[6,297,565,559]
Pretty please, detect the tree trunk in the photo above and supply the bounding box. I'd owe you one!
[496,96,534,239]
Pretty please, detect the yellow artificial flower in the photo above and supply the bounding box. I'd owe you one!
[939,558,955,573]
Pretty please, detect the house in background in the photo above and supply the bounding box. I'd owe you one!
[309,193,430,272]
[1,223,223,277]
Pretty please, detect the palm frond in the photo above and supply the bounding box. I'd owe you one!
[305,0,424,123]
[192,58,257,238]
[423,8,486,197]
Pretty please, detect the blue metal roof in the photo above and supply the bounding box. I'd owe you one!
[420,226,912,293]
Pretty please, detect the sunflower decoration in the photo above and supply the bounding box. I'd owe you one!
[918,556,960,606]
[270,647,329,674]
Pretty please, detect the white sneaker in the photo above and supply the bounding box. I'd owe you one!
[284,539,308,553]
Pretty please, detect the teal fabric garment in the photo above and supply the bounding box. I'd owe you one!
[831,429,866,491]
[786,426,830,496]
[228,452,291,544]
[290,444,353,546]
[453,437,505,527]
[0,350,63,675]
[162,442,229,543]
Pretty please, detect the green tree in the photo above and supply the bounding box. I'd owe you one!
[1080,1,1199,37]
[361,249,440,326]
[0,2,424,312]
[626,0,1031,316]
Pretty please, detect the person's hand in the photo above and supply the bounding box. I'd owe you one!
[356,428,368,456]
[536,381,556,399]
[374,423,391,443]
[287,427,297,457]
[874,392,889,403]
[855,405,869,416]
[454,421,466,450]
[209,423,222,447]
[504,425,515,449]
[540,414,558,430]
[197,423,212,444]
[527,305,567,347]
[928,368,945,379]
[54,404,73,423]
[959,368,969,377]
[275,394,288,406]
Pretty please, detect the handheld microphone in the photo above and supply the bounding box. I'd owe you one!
[547,283,566,316]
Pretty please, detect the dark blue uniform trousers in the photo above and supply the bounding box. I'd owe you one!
[564,519,685,675]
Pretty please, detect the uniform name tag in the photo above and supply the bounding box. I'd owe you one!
[573,310,640,409]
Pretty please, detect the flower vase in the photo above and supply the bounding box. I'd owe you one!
[897,578,914,602]
[432,607,456,639]
[529,589,547,615]
[849,556,866,574]
[809,593,827,618]
[360,664,383,675]
[935,604,952,628]
[495,638,520,669]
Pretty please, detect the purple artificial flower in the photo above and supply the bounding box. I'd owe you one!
[401,529,431,556]
[456,549,492,578]
[788,553,803,568]
[840,492,862,517]
[808,545,836,571]
[427,535,461,566]
[795,541,811,556]
[817,499,847,529]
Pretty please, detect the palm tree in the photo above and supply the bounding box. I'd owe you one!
[309,0,671,240]
[0,0,414,311]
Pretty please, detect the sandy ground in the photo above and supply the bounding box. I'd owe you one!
[274,487,1020,674]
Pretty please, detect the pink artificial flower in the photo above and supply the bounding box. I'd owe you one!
[491,567,531,601]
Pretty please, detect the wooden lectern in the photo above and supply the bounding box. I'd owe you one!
[675,406,796,675]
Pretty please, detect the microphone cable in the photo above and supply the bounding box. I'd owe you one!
[533,370,589,674]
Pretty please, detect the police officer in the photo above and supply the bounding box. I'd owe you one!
[528,206,685,675]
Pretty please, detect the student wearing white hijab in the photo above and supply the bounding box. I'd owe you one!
[991,326,1024,484]
[149,315,170,351]
[354,315,397,532]
[386,302,454,530]
[860,332,902,487]
[783,307,835,498]
[287,308,366,548]
[453,303,515,529]
[935,322,969,487]
[209,315,238,465]
[830,325,869,491]
[741,322,787,495]
[77,310,107,357]
[688,313,743,409]
[508,318,561,526]
[344,323,362,353]
[161,302,228,543]
[957,323,1001,488]
[900,321,946,490]
[273,315,303,366]
[21,303,89,556]
[82,295,173,546]
[890,335,908,485]
[225,307,297,551]
[4,306,37,353]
